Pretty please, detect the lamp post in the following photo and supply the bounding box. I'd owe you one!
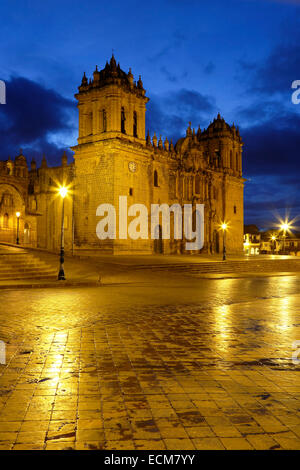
[16,211,20,245]
[58,186,68,280]
[221,223,228,261]
[280,223,289,254]
[271,235,276,255]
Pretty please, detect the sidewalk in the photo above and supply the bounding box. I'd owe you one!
[0,243,299,289]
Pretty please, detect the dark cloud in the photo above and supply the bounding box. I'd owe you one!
[147,30,187,62]
[160,66,178,83]
[241,115,300,177]
[203,61,215,75]
[146,89,216,141]
[238,26,300,97]
[0,76,76,166]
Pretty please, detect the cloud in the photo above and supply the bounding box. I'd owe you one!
[0,76,76,166]
[203,61,215,75]
[238,23,300,97]
[147,30,187,62]
[241,112,300,177]
[146,88,216,140]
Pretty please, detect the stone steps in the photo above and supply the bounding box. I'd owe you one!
[0,249,57,281]
[132,259,300,275]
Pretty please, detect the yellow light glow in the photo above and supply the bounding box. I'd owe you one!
[16,211,20,218]
[280,223,290,232]
[271,235,276,241]
[58,186,68,199]
[221,223,228,231]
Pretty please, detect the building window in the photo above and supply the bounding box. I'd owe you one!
[129,187,133,196]
[195,175,200,194]
[234,205,237,214]
[230,150,233,169]
[154,170,158,187]
[133,111,138,137]
[121,107,126,134]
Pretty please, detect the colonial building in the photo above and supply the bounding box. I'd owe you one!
[0,55,245,255]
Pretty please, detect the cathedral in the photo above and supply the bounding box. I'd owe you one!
[0,55,244,255]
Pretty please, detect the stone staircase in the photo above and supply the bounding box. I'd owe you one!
[132,258,300,276]
[0,246,57,281]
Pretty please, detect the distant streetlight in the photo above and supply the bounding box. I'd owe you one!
[58,186,68,280]
[16,211,20,245]
[221,223,228,261]
[271,235,277,255]
[280,222,290,254]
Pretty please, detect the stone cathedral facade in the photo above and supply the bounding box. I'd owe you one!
[0,55,244,255]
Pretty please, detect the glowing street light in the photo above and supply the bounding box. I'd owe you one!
[270,234,277,254]
[58,186,68,280]
[16,211,21,245]
[59,186,68,199]
[220,222,228,261]
[280,221,291,254]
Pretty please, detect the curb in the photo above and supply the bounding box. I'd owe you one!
[0,280,102,290]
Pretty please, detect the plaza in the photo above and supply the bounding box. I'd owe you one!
[0,253,300,450]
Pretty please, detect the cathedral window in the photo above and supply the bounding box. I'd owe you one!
[236,152,239,171]
[215,150,221,167]
[121,107,126,134]
[133,111,138,137]
[195,175,200,194]
[230,150,233,169]
[154,170,158,187]
[234,205,237,214]
[129,187,133,196]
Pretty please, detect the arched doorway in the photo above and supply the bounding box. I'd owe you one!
[154,225,163,254]
[24,223,30,244]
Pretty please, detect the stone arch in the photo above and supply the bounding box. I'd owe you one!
[0,184,25,211]
[0,184,26,243]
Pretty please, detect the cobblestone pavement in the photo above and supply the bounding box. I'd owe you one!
[0,275,300,450]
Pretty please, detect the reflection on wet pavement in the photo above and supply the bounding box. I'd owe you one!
[0,275,300,450]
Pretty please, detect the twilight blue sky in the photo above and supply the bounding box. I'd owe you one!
[0,0,300,228]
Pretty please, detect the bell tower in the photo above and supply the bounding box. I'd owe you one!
[71,56,152,255]
[75,55,149,145]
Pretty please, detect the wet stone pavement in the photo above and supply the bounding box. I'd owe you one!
[0,276,300,450]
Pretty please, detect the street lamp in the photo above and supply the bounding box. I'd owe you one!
[16,211,20,245]
[221,223,228,261]
[280,222,290,254]
[271,235,277,254]
[58,186,68,280]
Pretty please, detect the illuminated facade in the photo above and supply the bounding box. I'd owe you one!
[0,56,245,255]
